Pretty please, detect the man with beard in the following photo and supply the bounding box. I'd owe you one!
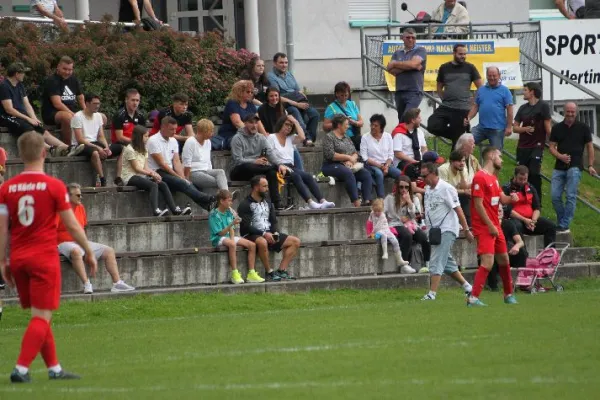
[467,146,519,307]
[428,44,482,149]
[438,150,473,226]
[238,175,301,282]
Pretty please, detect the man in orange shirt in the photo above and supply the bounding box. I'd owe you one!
[57,183,135,294]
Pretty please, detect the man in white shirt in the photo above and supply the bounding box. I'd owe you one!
[31,0,68,31]
[71,94,123,187]
[421,162,474,301]
[360,114,401,198]
[391,108,428,169]
[148,116,215,211]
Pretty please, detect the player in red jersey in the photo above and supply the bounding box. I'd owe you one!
[467,146,519,307]
[0,131,98,383]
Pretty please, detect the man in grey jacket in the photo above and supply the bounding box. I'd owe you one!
[230,114,289,210]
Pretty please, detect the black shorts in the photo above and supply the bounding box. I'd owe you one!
[0,115,45,136]
[80,141,123,158]
[516,147,543,175]
[42,110,59,126]
[246,232,289,253]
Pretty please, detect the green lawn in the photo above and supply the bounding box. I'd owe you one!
[428,137,600,248]
[1,280,600,399]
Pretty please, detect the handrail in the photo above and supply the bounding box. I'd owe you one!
[0,15,136,27]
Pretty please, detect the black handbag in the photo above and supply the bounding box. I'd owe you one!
[427,210,451,246]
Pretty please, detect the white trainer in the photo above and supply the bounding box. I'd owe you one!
[401,265,417,274]
[83,281,93,294]
[111,280,135,292]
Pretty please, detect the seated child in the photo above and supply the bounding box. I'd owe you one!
[366,198,409,267]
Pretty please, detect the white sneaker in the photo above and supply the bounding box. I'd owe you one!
[321,200,336,209]
[83,281,93,294]
[111,280,135,292]
[401,265,417,274]
[308,200,322,209]
[382,252,389,260]
[421,293,436,300]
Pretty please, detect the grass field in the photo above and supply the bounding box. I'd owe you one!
[1,278,600,399]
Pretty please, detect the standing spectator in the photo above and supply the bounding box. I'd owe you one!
[549,102,597,233]
[466,66,514,151]
[267,52,319,146]
[438,150,473,226]
[323,82,364,150]
[31,0,68,30]
[420,162,473,300]
[71,94,123,187]
[41,56,86,145]
[209,189,264,284]
[213,80,266,151]
[0,62,79,157]
[322,115,374,208]
[182,119,228,192]
[57,183,135,294]
[503,166,557,247]
[513,82,552,202]
[118,0,162,24]
[239,56,270,107]
[230,114,289,210]
[428,44,482,148]
[555,0,585,18]
[392,108,428,170]
[386,28,427,120]
[149,93,194,153]
[122,125,188,216]
[147,116,216,212]
[585,0,600,18]
[360,114,400,199]
[430,0,470,36]
[268,115,335,209]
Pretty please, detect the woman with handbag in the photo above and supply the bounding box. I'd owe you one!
[321,114,373,208]
[323,82,364,151]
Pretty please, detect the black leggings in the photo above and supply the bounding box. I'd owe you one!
[230,163,282,206]
[288,166,323,202]
[393,225,431,262]
[127,175,178,213]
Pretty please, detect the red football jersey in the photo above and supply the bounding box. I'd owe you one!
[0,172,70,261]
[470,170,502,235]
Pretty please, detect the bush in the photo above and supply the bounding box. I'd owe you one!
[0,17,255,120]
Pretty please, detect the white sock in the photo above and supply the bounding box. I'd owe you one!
[15,365,28,374]
[308,200,322,209]
[463,282,473,291]
[48,364,62,373]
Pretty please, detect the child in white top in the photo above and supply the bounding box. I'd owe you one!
[367,199,409,268]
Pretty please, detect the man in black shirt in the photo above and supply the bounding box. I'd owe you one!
[118,0,162,25]
[513,82,552,202]
[549,102,597,233]
[150,93,193,153]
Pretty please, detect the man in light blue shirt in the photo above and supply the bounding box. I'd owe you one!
[465,66,514,150]
[267,53,320,145]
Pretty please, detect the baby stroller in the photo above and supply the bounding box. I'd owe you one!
[514,242,569,294]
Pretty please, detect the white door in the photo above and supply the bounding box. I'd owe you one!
[166,0,235,38]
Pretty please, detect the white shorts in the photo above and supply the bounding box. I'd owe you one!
[58,241,108,261]
[217,236,241,246]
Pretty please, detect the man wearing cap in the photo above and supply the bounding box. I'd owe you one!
[438,150,472,225]
[230,114,290,211]
[0,62,81,157]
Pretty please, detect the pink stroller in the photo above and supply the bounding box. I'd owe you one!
[514,242,569,294]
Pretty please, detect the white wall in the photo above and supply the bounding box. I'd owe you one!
[396,0,529,23]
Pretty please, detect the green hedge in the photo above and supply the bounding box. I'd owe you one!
[0,17,255,119]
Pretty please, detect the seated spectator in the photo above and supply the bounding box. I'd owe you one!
[268,115,335,209]
[454,133,480,178]
[122,125,190,216]
[0,146,5,185]
[438,150,473,226]
[71,93,123,187]
[147,116,216,212]
[209,189,265,284]
[267,52,319,145]
[57,183,135,294]
[213,80,266,151]
[31,0,68,31]
[487,215,528,291]
[238,175,301,281]
[366,198,409,267]
[431,0,470,36]
[392,108,428,170]
[239,56,270,107]
[0,62,81,157]
[555,0,585,19]
[150,93,194,153]
[182,119,228,192]
[118,0,162,24]
[322,114,373,208]
[384,176,429,272]
[360,114,400,199]
[503,165,556,247]
[323,82,364,150]
[230,114,289,210]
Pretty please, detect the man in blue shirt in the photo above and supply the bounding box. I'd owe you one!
[386,28,427,121]
[267,53,320,145]
[465,66,513,150]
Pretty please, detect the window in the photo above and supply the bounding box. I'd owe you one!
[348,0,391,21]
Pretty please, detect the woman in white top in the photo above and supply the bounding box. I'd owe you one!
[182,119,228,191]
[269,115,335,209]
[122,125,189,217]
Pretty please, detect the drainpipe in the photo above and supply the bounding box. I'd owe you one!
[284,0,294,72]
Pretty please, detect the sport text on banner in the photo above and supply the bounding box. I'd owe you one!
[382,39,522,92]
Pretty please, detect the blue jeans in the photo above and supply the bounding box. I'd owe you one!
[287,105,319,143]
[293,146,304,171]
[321,162,373,203]
[472,125,505,150]
[367,165,401,198]
[395,91,423,121]
[551,167,581,229]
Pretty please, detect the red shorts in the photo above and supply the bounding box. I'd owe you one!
[475,229,508,256]
[10,255,62,310]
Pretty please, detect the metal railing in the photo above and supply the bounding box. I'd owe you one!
[0,15,136,27]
